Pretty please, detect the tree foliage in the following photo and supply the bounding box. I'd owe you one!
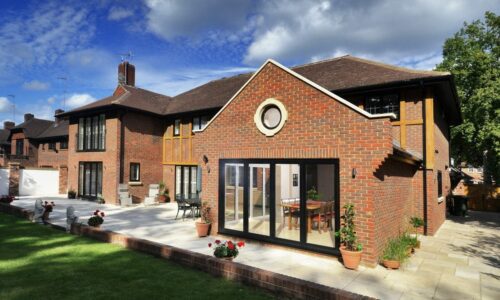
[436,12,500,183]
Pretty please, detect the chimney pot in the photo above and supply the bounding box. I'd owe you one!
[118,61,135,86]
[3,121,14,130]
[24,113,34,122]
[55,109,64,125]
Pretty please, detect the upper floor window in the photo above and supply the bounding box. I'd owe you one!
[48,142,56,150]
[78,114,105,151]
[60,140,68,150]
[192,116,209,132]
[365,94,399,118]
[15,140,24,156]
[174,119,181,136]
[130,163,140,182]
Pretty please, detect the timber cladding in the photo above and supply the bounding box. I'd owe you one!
[193,62,403,265]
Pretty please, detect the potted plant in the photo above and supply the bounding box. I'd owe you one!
[382,236,409,269]
[208,239,245,260]
[307,187,320,201]
[335,203,363,269]
[0,195,14,205]
[195,202,211,237]
[158,182,169,203]
[96,194,105,204]
[68,189,77,199]
[400,232,418,255]
[409,217,424,248]
[88,210,105,228]
[42,201,56,221]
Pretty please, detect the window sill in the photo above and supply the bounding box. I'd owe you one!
[128,181,143,186]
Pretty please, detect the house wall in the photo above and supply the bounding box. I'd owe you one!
[121,111,164,203]
[37,140,68,168]
[67,115,121,204]
[193,62,397,266]
[10,132,38,167]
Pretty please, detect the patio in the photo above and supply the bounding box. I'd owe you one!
[11,196,500,299]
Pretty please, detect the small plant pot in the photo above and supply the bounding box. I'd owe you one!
[195,222,210,237]
[158,195,167,203]
[222,256,234,261]
[42,211,50,221]
[90,225,101,229]
[383,259,401,269]
[339,246,363,270]
[68,193,76,199]
[415,240,421,249]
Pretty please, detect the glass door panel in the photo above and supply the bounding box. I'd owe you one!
[190,166,197,197]
[275,164,301,242]
[248,164,270,236]
[78,162,103,199]
[175,166,181,199]
[224,163,244,231]
[305,164,336,248]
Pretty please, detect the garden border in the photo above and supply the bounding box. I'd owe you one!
[0,203,373,300]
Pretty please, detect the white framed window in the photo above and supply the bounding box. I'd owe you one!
[130,163,140,182]
[192,116,209,131]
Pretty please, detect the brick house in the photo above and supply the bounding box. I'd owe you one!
[63,56,460,265]
[0,121,15,167]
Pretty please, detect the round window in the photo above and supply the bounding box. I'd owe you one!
[262,105,282,129]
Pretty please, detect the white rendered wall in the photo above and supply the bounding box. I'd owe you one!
[0,168,9,195]
[19,169,59,196]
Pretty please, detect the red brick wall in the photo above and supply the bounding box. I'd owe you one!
[68,115,121,204]
[37,141,68,168]
[10,132,37,167]
[121,111,164,203]
[194,62,396,265]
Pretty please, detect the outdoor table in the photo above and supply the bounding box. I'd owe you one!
[281,200,322,233]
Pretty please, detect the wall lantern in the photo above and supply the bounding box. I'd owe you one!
[203,155,209,164]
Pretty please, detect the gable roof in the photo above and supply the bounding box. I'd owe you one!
[58,84,172,117]
[197,59,397,133]
[11,118,54,138]
[169,55,451,115]
[36,120,69,139]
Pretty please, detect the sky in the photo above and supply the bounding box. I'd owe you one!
[0,0,498,127]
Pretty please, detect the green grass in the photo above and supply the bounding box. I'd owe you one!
[0,213,273,300]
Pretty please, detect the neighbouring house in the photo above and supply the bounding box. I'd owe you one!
[0,121,15,167]
[5,112,69,194]
[61,55,461,266]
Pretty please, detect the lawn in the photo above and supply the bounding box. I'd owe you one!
[0,213,272,300]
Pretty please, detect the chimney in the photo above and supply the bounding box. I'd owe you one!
[3,121,14,130]
[24,113,34,122]
[118,61,135,86]
[55,109,64,125]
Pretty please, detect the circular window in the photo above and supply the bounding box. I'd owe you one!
[262,105,282,129]
[254,98,288,136]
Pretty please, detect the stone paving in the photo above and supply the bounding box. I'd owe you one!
[11,196,500,299]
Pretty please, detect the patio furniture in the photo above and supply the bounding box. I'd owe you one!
[144,184,160,206]
[312,201,334,233]
[281,200,322,233]
[188,194,201,219]
[175,195,192,220]
[280,198,300,228]
[118,184,132,206]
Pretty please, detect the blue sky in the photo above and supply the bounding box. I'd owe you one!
[0,0,498,126]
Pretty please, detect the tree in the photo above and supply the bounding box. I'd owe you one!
[436,11,500,183]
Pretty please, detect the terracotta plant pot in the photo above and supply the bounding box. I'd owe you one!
[195,222,210,237]
[340,246,363,270]
[222,256,234,261]
[158,195,167,203]
[383,259,401,269]
[416,240,421,249]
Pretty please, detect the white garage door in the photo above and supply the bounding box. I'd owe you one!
[19,169,59,196]
[0,168,9,195]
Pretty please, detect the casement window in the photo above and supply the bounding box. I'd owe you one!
[173,119,181,136]
[77,114,105,151]
[48,142,56,150]
[437,170,443,198]
[15,140,24,155]
[192,116,209,131]
[365,94,399,117]
[130,163,140,182]
[60,140,68,150]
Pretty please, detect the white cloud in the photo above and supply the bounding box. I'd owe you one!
[23,80,50,91]
[47,96,57,104]
[108,6,134,21]
[0,97,13,113]
[66,94,96,108]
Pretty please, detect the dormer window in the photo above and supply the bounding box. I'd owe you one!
[192,116,209,131]
[365,94,399,118]
[174,119,181,136]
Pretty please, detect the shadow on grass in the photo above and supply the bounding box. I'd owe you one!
[0,213,272,300]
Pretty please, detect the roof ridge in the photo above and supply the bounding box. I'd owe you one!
[342,55,450,75]
[291,55,351,69]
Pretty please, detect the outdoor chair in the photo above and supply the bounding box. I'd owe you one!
[188,194,201,219]
[144,184,160,206]
[175,195,192,220]
[312,201,334,233]
[118,184,132,206]
[281,198,300,229]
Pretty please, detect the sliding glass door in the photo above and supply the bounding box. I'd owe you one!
[219,159,340,254]
[78,162,103,199]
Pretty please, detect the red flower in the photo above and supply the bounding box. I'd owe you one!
[227,241,234,250]
[95,210,100,213]
[215,240,221,244]
[237,241,245,248]
[100,212,105,217]
[45,201,48,204]
[208,243,212,247]
[93,211,98,216]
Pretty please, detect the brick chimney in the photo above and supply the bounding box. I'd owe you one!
[3,121,14,130]
[118,61,135,86]
[55,109,64,125]
[24,113,34,122]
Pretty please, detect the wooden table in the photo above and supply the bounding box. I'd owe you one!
[281,200,322,233]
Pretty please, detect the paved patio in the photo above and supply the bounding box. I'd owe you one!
[11,196,500,299]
